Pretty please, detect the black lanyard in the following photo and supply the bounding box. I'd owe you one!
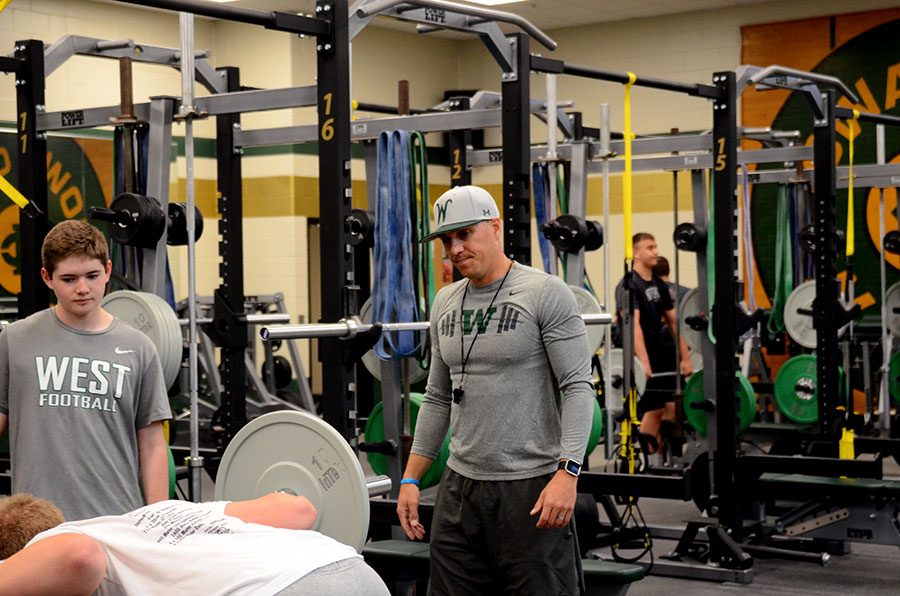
[453,260,513,404]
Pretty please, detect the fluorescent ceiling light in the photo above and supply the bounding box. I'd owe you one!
[462,0,528,5]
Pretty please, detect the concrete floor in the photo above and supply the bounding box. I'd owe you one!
[585,440,900,595]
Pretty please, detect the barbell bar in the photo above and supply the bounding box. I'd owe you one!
[178,313,291,327]
[259,312,613,342]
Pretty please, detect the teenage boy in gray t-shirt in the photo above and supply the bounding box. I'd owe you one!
[0,220,171,520]
[396,186,595,594]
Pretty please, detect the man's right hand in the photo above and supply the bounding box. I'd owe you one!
[640,358,653,379]
[397,484,426,540]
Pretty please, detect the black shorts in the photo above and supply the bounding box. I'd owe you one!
[638,350,677,416]
[428,468,582,596]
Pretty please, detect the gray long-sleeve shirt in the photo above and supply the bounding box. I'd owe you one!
[412,262,595,480]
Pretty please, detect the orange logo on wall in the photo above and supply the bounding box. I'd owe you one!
[0,205,19,294]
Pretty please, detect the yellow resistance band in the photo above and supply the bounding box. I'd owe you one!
[846,110,859,257]
[623,72,636,260]
[0,0,12,13]
[0,173,31,211]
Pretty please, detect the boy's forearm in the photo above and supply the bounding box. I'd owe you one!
[137,423,169,504]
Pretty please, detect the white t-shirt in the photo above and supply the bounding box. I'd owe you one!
[27,500,360,595]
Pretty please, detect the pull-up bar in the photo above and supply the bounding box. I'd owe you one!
[356,0,556,51]
[835,106,900,127]
[109,0,329,36]
[530,56,721,99]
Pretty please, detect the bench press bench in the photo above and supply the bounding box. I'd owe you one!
[757,473,900,500]
[754,473,900,548]
[363,539,645,596]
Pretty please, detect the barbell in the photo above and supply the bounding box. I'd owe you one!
[215,409,391,553]
[101,291,293,390]
[260,312,613,342]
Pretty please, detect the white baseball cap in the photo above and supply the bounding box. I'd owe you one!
[422,185,500,242]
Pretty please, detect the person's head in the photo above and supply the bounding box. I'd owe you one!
[41,219,110,278]
[0,493,65,559]
[632,232,658,270]
[40,220,113,322]
[423,186,506,285]
[652,255,670,281]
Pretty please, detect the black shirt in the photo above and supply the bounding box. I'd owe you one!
[616,272,675,371]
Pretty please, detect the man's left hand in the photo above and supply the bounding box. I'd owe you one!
[529,471,578,529]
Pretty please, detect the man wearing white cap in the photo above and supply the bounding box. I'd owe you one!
[396,186,595,594]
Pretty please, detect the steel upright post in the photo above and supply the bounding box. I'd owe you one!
[710,71,741,542]
[211,66,249,449]
[15,39,49,316]
[501,33,531,265]
[812,89,842,436]
[316,0,357,442]
[448,97,472,188]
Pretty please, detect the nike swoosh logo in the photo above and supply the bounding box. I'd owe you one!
[115,347,136,355]
[509,290,520,296]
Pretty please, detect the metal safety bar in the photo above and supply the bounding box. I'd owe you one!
[834,106,900,127]
[356,0,556,50]
[530,56,720,99]
[261,313,612,341]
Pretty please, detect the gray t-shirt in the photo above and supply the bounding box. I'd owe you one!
[0,309,172,520]
[412,262,594,480]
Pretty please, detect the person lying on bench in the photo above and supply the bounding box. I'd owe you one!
[0,492,389,596]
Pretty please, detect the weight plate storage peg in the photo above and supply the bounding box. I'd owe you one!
[773,354,820,425]
[365,392,449,489]
[359,298,429,384]
[90,193,166,248]
[101,291,182,388]
[569,286,605,354]
[216,410,371,552]
[783,281,849,349]
[682,370,756,436]
[678,287,706,353]
[603,348,647,413]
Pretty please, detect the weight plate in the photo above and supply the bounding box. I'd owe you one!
[890,351,900,405]
[216,410,369,552]
[585,397,603,460]
[678,287,705,353]
[144,293,181,391]
[690,349,703,373]
[602,348,647,413]
[102,291,182,388]
[569,286,604,354]
[359,298,429,384]
[683,370,755,436]
[364,392,449,489]
[783,281,849,349]
[885,281,900,337]
[773,354,819,424]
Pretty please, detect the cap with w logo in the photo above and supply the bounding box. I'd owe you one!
[421,185,500,242]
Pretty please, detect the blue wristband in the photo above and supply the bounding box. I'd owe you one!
[400,478,420,487]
